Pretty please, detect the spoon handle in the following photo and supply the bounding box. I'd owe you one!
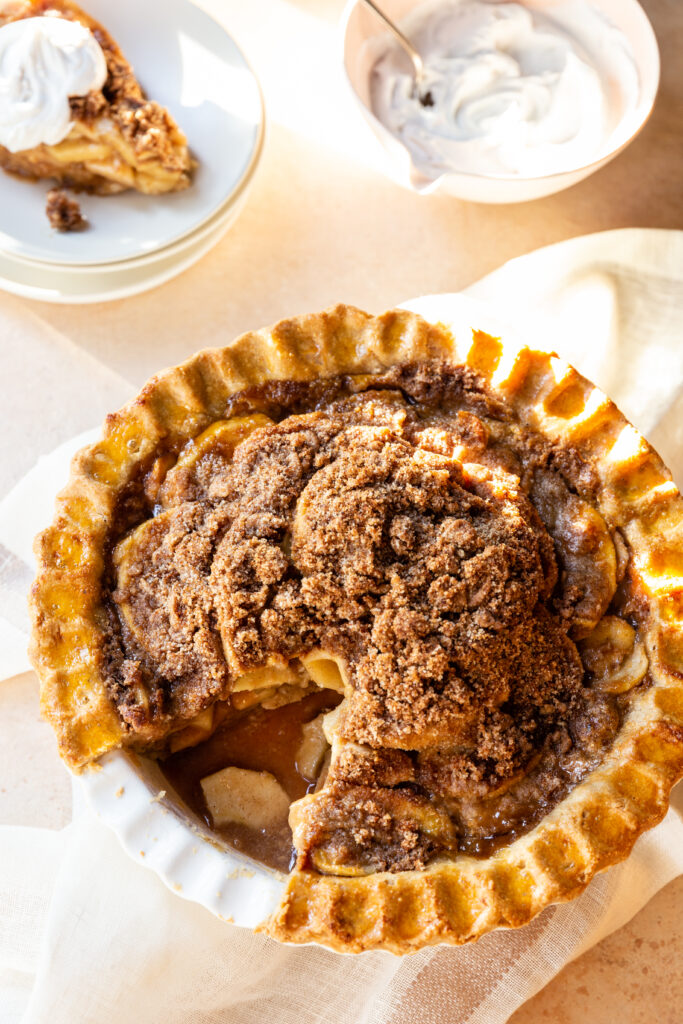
[361,0,425,81]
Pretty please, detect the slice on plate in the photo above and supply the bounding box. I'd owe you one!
[0,0,194,194]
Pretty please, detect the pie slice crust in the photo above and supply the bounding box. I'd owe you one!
[29,305,683,953]
[0,0,194,194]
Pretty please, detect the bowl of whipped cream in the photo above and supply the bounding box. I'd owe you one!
[342,0,659,202]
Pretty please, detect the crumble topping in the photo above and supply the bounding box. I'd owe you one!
[72,19,190,170]
[108,362,625,872]
[45,187,87,231]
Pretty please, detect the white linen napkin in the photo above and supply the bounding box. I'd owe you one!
[1,229,682,1024]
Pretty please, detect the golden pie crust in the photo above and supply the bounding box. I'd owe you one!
[29,305,683,953]
[0,0,194,195]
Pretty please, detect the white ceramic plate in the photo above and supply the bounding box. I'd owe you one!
[0,190,246,302]
[5,184,248,275]
[0,0,264,266]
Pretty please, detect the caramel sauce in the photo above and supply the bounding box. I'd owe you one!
[160,689,341,873]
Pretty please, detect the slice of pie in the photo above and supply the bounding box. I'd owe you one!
[0,0,194,194]
[30,306,683,953]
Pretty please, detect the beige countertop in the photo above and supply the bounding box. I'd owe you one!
[0,1,681,1020]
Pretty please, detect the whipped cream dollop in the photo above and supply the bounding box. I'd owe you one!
[0,15,107,153]
[370,0,639,179]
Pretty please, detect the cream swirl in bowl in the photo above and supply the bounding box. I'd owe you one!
[0,15,107,153]
[369,0,640,180]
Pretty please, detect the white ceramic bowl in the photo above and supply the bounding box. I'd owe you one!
[341,0,660,203]
[81,750,287,929]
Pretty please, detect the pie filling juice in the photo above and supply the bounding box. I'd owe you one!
[161,689,342,873]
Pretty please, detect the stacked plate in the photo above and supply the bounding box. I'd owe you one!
[0,0,264,303]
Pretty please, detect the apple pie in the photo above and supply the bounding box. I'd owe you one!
[0,0,194,194]
[30,306,683,953]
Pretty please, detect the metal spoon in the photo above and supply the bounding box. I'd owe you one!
[362,0,433,105]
